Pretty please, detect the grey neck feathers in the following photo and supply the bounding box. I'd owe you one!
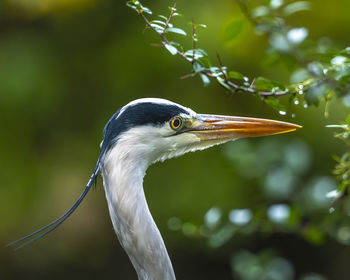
[101,144,176,280]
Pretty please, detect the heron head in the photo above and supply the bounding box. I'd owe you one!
[101,98,301,166]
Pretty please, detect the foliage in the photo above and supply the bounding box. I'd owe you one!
[327,116,350,203]
[231,249,326,280]
[126,0,350,115]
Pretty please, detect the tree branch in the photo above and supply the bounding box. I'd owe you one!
[138,9,291,97]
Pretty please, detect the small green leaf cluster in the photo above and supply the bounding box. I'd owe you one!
[126,0,350,115]
[125,0,295,110]
[327,115,350,144]
[327,116,350,197]
[126,0,152,14]
[333,153,350,190]
[237,0,350,113]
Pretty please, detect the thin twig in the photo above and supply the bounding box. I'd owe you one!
[180,73,196,79]
[161,3,176,35]
[140,12,190,63]
[250,78,256,89]
[191,18,196,64]
[150,43,163,47]
[216,52,228,82]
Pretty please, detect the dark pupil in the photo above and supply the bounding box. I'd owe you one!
[173,119,180,127]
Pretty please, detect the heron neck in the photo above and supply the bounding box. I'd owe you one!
[101,146,176,280]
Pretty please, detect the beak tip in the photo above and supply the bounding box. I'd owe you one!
[281,123,302,134]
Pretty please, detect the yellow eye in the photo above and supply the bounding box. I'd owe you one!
[170,117,183,130]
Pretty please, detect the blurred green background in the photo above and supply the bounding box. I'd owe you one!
[1,0,350,279]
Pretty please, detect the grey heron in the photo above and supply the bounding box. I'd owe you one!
[8,98,301,279]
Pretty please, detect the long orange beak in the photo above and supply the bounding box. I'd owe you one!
[189,114,301,140]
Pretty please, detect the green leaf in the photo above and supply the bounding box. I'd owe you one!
[168,5,177,12]
[196,23,207,29]
[128,1,152,14]
[168,41,181,47]
[222,19,245,43]
[254,77,285,91]
[290,68,311,83]
[270,33,291,52]
[193,62,205,73]
[307,62,324,76]
[331,56,348,66]
[141,5,152,14]
[126,1,138,12]
[217,78,232,91]
[228,71,245,81]
[255,18,281,35]
[163,43,178,55]
[197,57,212,68]
[150,20,166,26]
[209,67,221,77]
[200,73,210,86]
[251,6,270,18]
[196,48,207,56]
[264,98,287,112]
[184,49,207,59]
[346,114,350,124]
[150,24,164,33]
[209,67,228,78]
[270,0,284,9]
[282,1,311,16]
[158,15,168,21]
[340,152,350,162]
[305,84,330,105]
[165,27,187,36]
